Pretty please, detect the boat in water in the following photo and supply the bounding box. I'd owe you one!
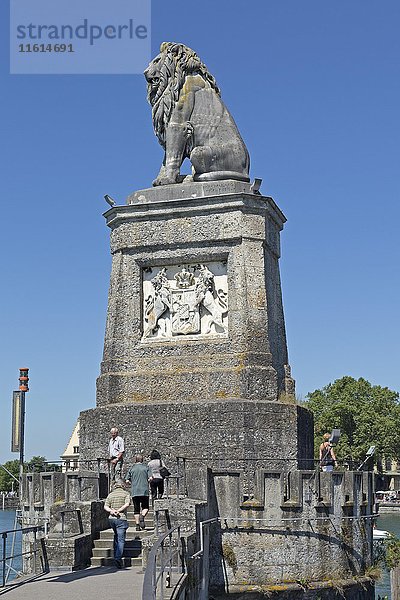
[373,527,389,540]
[376,489,400,512]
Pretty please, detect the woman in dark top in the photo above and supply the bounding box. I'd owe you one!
[319,433,337,472]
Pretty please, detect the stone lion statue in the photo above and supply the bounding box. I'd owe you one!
[144,42,250,187]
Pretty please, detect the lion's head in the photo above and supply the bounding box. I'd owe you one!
[144,42,220,146]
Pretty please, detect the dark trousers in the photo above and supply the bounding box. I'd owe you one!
[150,478,164,500]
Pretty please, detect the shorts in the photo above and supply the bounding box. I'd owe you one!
[133,495,149,513]
[322,465,334,472]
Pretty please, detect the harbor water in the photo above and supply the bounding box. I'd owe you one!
[376,512,400,599]
[0,509,22,583]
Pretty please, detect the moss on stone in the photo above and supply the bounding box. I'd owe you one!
[222,542,238,574]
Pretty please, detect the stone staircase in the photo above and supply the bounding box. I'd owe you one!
[91,507,154,567]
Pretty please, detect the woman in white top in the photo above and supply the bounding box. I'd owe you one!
[148,449,166,502]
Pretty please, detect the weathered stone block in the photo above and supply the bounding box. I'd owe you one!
[45,534,92,570]
[97,181,295,408]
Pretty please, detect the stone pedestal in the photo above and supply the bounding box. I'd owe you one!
[80,180,313,475]
[97,180,294,407]
[76,181,374,599]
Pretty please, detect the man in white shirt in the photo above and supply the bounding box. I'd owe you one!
[108,427,125,482]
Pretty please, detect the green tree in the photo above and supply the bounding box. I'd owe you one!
[25,455,48,472]
[0,460,19,492]
[303,376,400,466]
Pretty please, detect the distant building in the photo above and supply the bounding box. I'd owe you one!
[60,420,79,472]
[376,456,400,491]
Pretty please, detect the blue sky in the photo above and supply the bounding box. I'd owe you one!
[1,0,399,464]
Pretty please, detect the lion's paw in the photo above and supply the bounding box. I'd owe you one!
[153,175,178,186]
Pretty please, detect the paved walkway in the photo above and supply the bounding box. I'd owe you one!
[0,566,144,600]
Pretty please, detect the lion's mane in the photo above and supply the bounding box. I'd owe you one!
[147,42,220,147]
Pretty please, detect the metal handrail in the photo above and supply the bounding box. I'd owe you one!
[190,512,377,560]
[0,464,19,483]
[1,524,48,587]
[142,523,184,600]
[22,458,110,473]
[164,474,185,499]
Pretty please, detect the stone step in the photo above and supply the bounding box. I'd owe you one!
[102,515,153,525]
[126,508,154,516]
[92,548,113,558]
[103,508,154,517]
[91,507,156,569]
[94,538,142,549]
[90,556,142,568]
[105,516,154,527]
[92,546,143,559]
[99,527,154,541]
[91,518,156,568]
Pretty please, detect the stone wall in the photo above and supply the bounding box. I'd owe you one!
[207,469,374,591]
[152,469,374,599]
[21,471,109,570]
[79,401,314,499]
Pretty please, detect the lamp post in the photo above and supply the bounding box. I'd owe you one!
[11,369,29,500]
[17,369,29,486]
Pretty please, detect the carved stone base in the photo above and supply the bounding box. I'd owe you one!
[79,400,314,490]
[97,180,294,407]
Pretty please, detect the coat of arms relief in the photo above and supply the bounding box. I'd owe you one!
[142,262,228,340]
